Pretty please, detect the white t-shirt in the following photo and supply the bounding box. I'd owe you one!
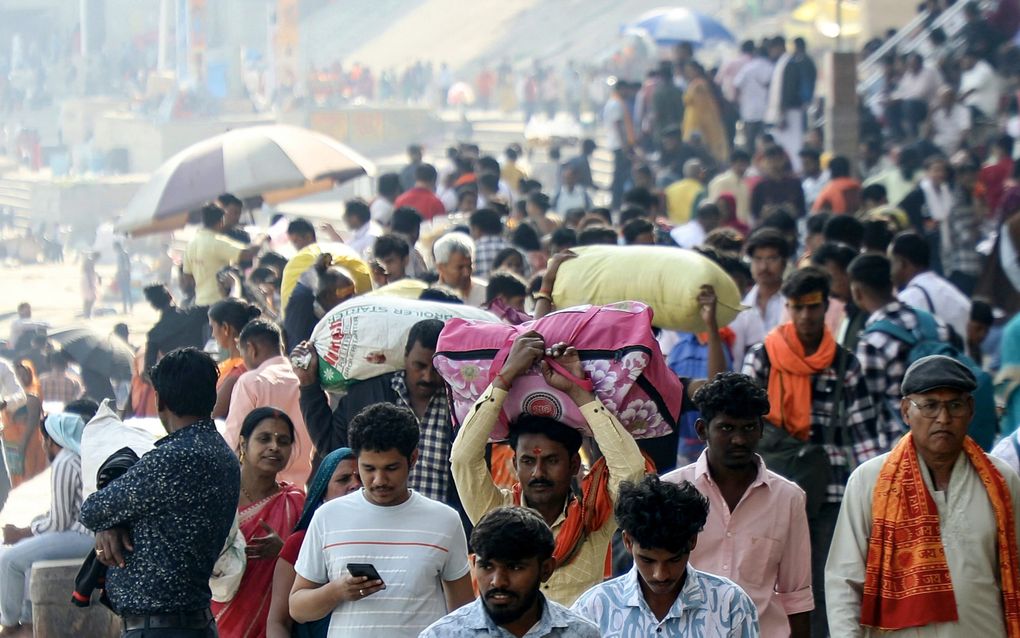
[931,104,972,155]
[602,98,625,151]
[733,57,774,123]
[295,489,470,637]
[370,198,394,226]
[898,270,971,342]
[960,59,1000,117]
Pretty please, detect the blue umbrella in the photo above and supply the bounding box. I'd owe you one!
[628,7,736,46]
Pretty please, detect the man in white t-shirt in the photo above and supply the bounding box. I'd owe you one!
[959,49,1000,120]
[291,403,474,637]
[890,231,971,341]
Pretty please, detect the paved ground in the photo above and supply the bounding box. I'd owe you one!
[0,258,160,529]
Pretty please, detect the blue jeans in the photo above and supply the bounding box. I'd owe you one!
[0,531,95,626]
[0,440,11,514]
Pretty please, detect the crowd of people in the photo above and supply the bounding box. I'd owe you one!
[1,5,1020,638]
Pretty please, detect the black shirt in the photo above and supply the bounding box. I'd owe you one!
[79,419,239,615]
[751,176,806,219]
[145,307,209,371]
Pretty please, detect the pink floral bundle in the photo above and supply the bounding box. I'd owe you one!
[434,302,683,440]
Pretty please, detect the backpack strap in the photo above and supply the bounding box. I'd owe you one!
[910,308,943,342]
[828,345,849,448]
[865,318,918,346]
[907,284,935,312]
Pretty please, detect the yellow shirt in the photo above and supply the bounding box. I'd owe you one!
[501,163,528,194]
[664,179,706,225]
[183,228,245,306]
[707,170,751,225]
[450,384,647,606]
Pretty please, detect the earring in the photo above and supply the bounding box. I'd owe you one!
[238,449,245,465]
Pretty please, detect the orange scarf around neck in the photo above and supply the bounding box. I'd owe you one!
[511,454,656,571]
[862,433,1020,633]
[763,323,837,440]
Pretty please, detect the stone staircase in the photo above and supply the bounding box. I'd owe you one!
[856,0,992,95]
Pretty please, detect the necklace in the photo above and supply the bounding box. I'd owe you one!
[241,481,279,503]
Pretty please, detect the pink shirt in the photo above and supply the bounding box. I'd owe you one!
[663,451,813,638]
[225,355,312,488]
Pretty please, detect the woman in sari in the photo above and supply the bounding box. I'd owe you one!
[265,448,361,638]
[682,61,730,164]
[209,299,262,419]
[212,407,306,638]
[2,360,46,486]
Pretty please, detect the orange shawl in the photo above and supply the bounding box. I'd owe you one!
[862,433,1020,633]
[763,323,837,440]
[511,455,655,570]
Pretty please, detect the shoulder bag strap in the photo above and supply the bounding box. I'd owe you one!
[826,345,850,449]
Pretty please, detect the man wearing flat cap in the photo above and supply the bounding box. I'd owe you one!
[826,354,1020,637]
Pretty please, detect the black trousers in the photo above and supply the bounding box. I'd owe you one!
[810,502,841,638]
[123,626,217,638]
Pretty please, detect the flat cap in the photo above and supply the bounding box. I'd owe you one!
[901,354,977,396]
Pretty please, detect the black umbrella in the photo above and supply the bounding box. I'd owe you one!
[49,327,134,381]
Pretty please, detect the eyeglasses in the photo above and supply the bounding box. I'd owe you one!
[908,398,970,418]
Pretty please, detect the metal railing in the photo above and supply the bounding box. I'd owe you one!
[856,0,992,95]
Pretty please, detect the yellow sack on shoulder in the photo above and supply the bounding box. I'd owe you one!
[365,278,429,299]
[279,242,372,317]
[551,245,744,332]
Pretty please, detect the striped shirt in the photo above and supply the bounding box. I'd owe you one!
[32,448,89,536]
[294,489,470,637]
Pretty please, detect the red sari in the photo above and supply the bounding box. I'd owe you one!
[212,483,305,638]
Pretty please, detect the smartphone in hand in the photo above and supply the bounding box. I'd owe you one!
[347,563,384,584]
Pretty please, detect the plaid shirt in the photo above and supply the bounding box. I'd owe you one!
[473,235,512,280]
[856,301,953,444]
[38,371,83,404]
[743,341,881,503]
[391,371,454,504]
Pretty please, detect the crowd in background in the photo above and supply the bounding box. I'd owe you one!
[2,2,1020,637]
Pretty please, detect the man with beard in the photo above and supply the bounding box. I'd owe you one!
[421,507,600,637]
[291,319,457,506]
[571,475,758,636]
[450,333,647,605]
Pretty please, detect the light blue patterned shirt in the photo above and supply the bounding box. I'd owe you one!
[571,565,760,638]
[419,595,601,638]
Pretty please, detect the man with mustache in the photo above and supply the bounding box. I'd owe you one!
[290,403,474,637]
[450,333,647,605]
[663,372,813,637]
[826,355,1020,636]
[292,319,457,506]
[421,507,600,637]
[571,475,759,636]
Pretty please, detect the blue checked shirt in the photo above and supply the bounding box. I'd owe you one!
[571,565,759,638]
[390,372,454,504]
[474,235,512,280]
[421,595,601,638]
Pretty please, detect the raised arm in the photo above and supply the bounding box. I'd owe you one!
[292,341,349,452]
[450,332,545,523]
[540,343,645,502]
[533,250,576,320]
